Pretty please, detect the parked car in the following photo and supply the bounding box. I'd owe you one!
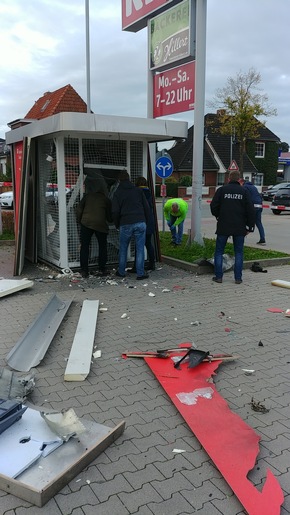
[262,182,290,201]
[271,187,290,215]
[0,191,13,208]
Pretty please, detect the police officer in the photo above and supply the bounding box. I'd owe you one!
[210,170,255,284]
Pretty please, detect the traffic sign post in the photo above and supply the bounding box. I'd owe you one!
[155,156,173,179]
[155,156,173,233]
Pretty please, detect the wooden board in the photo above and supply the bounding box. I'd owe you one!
[64,300,99,381]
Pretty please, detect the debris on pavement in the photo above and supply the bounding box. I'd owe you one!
[250,398,269,413]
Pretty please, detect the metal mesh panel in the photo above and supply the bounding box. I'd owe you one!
[37,138,61,266]
[37,136,145,270]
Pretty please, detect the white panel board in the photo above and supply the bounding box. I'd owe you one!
[0,278,34,297]
[64,300,99,381]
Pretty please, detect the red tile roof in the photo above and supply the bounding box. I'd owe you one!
[24,84,88,120]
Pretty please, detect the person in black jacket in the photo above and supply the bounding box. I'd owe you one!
[127,176,156,273]
[210,171,255,284]
[240,178,266,245]
[112,171,150,280]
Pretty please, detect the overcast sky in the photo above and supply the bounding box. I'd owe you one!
[0,0,289,146]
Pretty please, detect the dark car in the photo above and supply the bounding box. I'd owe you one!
[262,182,290,201]
[271,187,290,214]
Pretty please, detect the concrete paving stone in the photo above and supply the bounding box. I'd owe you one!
[118,483,163,513]
[124,463,165,490]
[104,438,141,461]
[90,473,133,503]
[153,451,198,479]
[54,485,99,513]
[147,491,198,514]
[266,449,290,474]
[211,495,247,515]
[182,478,229,511]
[96,455,137,481]
[82,495,130,515]
[261,434,290,455]
[257,420,290,440]
[133,418,177,438]
[128,446,167,470]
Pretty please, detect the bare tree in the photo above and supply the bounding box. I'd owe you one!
[208,68,277,174]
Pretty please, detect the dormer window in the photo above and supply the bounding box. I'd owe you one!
[41,99,51,112]
[255,142,265,158]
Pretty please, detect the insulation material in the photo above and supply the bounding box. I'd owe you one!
[144,356,284,515]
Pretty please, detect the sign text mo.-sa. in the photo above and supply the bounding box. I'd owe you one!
[153,61,195,117]
[122,0,183,32]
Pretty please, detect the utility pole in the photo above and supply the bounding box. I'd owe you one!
[190,0,207,246]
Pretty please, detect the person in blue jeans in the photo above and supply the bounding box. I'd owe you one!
[210,171,255,284]
[240,178,266,245]
[112,171,150,280]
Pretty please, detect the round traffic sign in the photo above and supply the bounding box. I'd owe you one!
[155,156,173,179]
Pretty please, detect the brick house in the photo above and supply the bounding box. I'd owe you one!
[167,112,280,196]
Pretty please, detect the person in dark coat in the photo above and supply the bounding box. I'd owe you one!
[210,170,255,284]
[240,178,266,245]
[76,177,112,278]
[112,171,150,280]
[127,176,156,273]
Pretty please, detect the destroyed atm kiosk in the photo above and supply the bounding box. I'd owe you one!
[5,112,187,275]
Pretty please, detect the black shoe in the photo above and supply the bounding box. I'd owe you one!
[235,279,243,284]
[257,240,266,245]
[146,264,155,271]
[127,267,136,273]
[136,274,149,280]
[116,271,125,278]
[212,276,222,283]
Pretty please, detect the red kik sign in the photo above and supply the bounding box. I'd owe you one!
[122,0,179,32]
[153,61,195,118]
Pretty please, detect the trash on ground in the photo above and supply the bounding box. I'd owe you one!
[172,448,186,453]
[250,398,269,413]
[258,340,264,347]
[162,288,170,293]
[148,292,155,297]
[267,307,284,313]
[242,369,255,375]
[191,321,201,326]
[93,350,102,359]
[251,262,267,273]
[121,313,128,319]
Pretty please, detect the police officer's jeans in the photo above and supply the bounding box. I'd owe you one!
[214,234,244,281]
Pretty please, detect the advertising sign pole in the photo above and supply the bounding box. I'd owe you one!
[190,0,207,245]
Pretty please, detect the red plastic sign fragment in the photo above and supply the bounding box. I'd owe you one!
[145,354,284,515]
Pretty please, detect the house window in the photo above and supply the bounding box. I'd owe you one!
[255,142,265,158]
[253,174,263,186]
[217,173,225,185]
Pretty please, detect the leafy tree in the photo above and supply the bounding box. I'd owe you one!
[209,68,277,174]
[280,142,289,152]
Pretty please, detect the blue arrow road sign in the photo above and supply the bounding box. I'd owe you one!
[155,156,173,179]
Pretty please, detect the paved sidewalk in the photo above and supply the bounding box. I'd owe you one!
[0,245,290,514]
